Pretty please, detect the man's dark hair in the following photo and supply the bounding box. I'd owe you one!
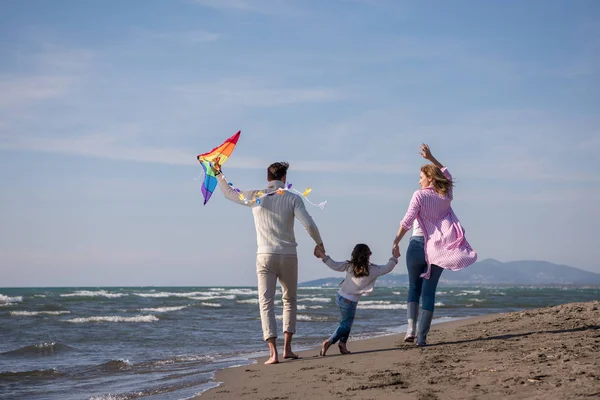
[267,162,289,181]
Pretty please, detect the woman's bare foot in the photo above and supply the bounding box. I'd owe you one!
[319,340,331,356]
[338,343,351,355]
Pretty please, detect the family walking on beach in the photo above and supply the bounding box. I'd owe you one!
[212,144,477,364]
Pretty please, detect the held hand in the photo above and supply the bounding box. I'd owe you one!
[419,143,433,160]
[392,245,401,259]
[314,243,326,259]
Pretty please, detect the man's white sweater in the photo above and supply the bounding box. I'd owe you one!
[217,176,323,254]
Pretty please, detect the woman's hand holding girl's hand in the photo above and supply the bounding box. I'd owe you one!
[392,246,401,258]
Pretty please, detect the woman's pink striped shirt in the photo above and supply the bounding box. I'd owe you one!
[400,167,477,279]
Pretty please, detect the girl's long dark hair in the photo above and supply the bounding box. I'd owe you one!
[348,244,371,278]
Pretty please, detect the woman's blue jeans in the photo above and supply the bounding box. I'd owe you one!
[328,293,358,344]
[406,236,444,312]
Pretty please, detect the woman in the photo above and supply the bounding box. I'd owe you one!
[392,144,477,346]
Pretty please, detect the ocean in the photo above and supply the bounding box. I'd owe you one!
[1,286,599,400]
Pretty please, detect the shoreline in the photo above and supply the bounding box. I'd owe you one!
[196,316,472,396]
[196,301,600,399]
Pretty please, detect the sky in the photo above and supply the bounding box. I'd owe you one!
[0,0,599,287]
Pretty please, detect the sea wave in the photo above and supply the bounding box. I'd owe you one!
[0,368,63,380]
[145,354,215,366]
[60,290,128,299]
[188,295,236,301]
[236,299,259,304]
[276,314,331,322]
[298,297,331,303]
[220,289,258,296]
[200,302,222,308]
[139,306,188,313]
[458,290,481,296]
[358,303,408,310]
[97,359,132,372]
[134,291,205,298]
[66,315,159,323]
[0,294,23,305]
[1,342,76,357]
[9,310,71,316]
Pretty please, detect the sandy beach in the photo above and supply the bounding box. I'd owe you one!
[197,301,599,400]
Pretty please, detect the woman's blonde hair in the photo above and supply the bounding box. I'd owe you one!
[421,164,453,196]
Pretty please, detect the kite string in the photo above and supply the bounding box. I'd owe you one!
[218,171,327,210]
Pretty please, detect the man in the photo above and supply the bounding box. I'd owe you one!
[213,161,325,364]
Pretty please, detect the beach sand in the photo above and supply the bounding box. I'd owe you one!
[197,301,599,399]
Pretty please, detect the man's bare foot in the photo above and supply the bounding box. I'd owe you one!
[319,340,332,356]
[338,343,351,355]
[283,351,300,360]
[264,355,279,365]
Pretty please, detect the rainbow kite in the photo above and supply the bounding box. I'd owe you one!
[197,131,240,205]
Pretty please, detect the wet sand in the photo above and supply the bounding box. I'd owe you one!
[197,301,600,399]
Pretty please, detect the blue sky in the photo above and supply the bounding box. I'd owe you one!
[1,0,599,287]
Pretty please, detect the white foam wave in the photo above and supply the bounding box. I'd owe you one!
[237,299,259,304]
[208,288,226,291]
[297,305,307,310]
[135,291,205,298]
[436,291,448,295]
[276,314,329,322]
[66,315,159,323]
[298,297,331,303]
[469,298,485,303]
[139,306,188,313]
[298,286,337,290]
[392,292,402,295]
[435,302,445,307]
[33,295,47,298]
[10,311,71,316]
[188,295,235,300]
[60,290,127,299]
[0,294,23,305]
[152,354,215,365]
[308,305,324,309]
[360,300,391,305]
[460,290,481,295]
[89,394,136,400]
[358,303,407,310]
[200,302,222,308]
[221,289,258,296]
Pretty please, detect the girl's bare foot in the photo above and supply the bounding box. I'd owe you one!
[338,343,351,355]
[319,340,331,356]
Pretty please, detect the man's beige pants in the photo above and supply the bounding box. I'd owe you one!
[256,253,298,341]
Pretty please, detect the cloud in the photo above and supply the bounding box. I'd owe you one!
[138,29,220,44]
[0,75,75,107]
[173,79,345,107]
[191,0,302,15]
[0,45,94,109]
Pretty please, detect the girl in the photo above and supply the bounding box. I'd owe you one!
[314,244,400,355]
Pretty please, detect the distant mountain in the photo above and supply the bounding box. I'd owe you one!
[299,259,600,287]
